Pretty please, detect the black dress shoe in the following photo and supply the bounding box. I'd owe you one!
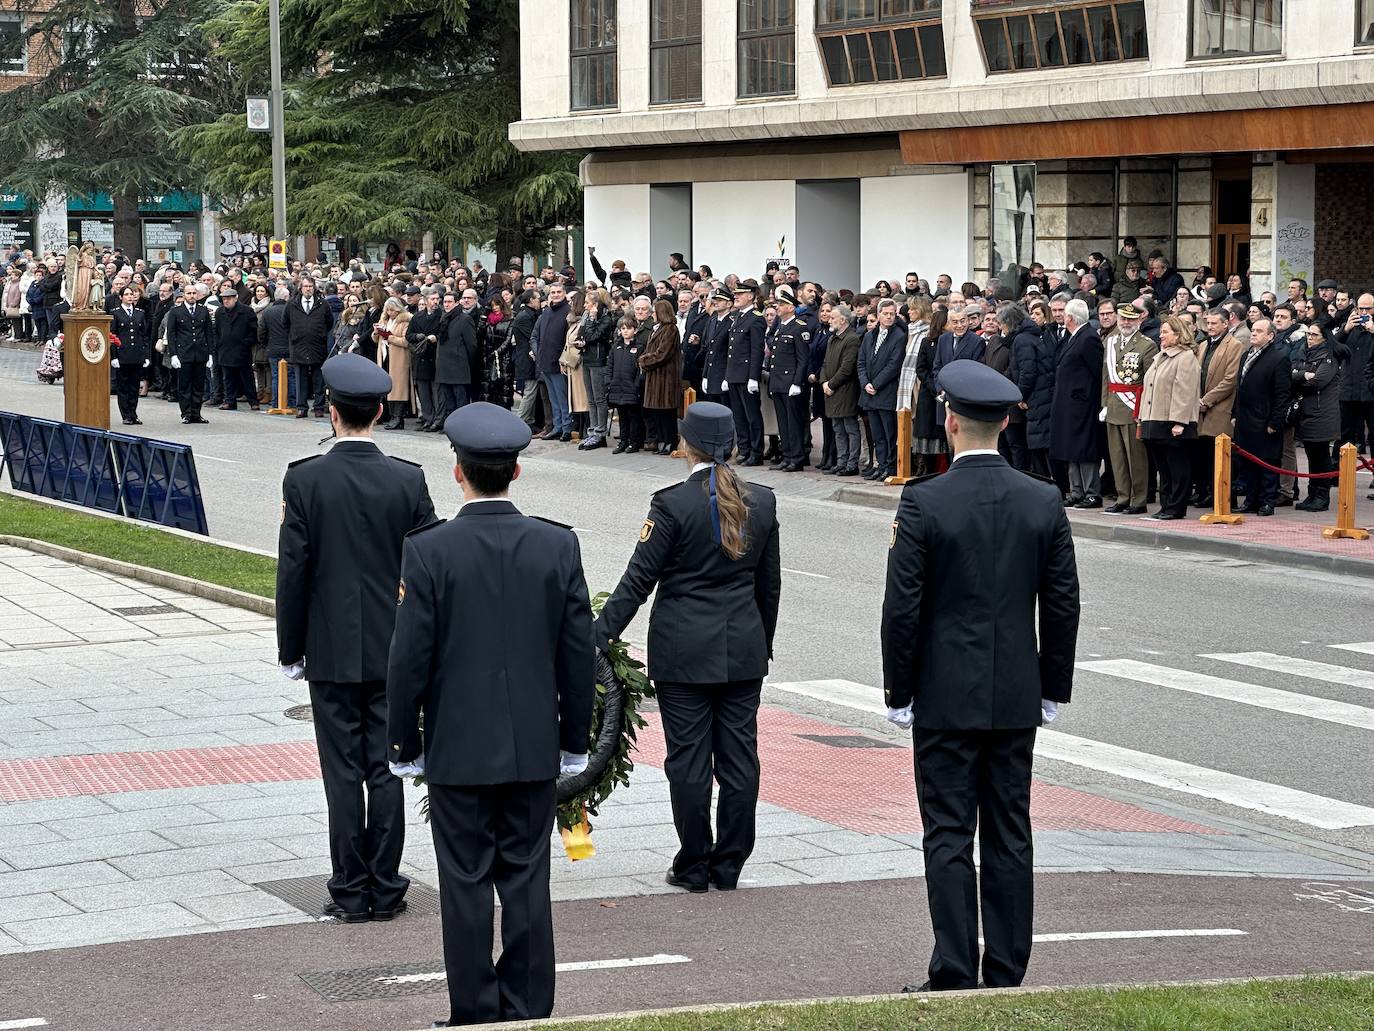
[741,457,762,466]
[612,442,628,454]
[902,981,932,993]
[626,444,641,454]
[1275,495,1294,507]
[1258,503,1275,516]
[781,462,802,472]
[192,416,209,424]
[322,901,371,923]
[559,432,573,443]
[180,416,192,424]
[295,410,308,419]
[1104,502,1128,514]
[835,466,859,477]
[371,899,408,922]
[664,868,707,893]
[1074,495,1103,509]
[1123,505,1147,515]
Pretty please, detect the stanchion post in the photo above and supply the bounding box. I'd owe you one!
[1322,442,1370,541]
[1200,433,1243,525]
[885,408,915,486]
[267,358,295,416]
[670,387,698,458]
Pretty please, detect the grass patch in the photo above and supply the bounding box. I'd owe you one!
[549,976,1374,1031]
[0,491,276,598]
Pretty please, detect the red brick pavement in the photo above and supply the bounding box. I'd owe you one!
[632,707,1225,837]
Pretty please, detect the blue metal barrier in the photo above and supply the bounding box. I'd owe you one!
[0,412,209,536]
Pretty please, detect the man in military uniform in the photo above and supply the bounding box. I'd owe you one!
[387,402,594,1028]
[882,359,1080,993]
[1100,303,1159,514]
[724,281,765,465]
[166,283,214,424]
[767,285,811,472]
[276,353,436,923]
[700,286,733,406]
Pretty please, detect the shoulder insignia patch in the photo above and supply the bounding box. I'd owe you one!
[397,578,406,605]
[531,515,574,531]
[286,454,321,469]
[405,518,447,538]
[890,520,898,549]
[801,332,811,341]
[639,518,655,543]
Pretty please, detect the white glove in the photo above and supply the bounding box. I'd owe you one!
[110,358,120,368]
[171,355,182,369]
[886,705,914,729]
[143,359,150,367]
[1042,700,1060,725]
[207,355,214,369]
[788,384,801,397]
[280,661,305,681]
[747,378,759,394]
[721,380,729,391]
[559,750,589,776]
[1097,406,1107,423]
[389,756,425,779]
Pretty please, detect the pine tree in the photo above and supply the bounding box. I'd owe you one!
[177,0,580,267]
[0,0,239,254]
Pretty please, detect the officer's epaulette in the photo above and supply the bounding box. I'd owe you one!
[287,454,322,469]
[531,515,574,531]
[906,472,941,487]
[1023,471,1057,486]
[388,455,424,469]
[405,518,448,538]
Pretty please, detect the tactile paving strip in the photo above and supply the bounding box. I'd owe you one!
[795,733,900,749]
[253,875,442,920]
[298,960,450,1002]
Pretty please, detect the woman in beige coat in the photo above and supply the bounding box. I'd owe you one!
[374,296,412,430]
[1138,315,1201,520]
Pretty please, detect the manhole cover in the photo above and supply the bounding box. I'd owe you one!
[253,875,442,920]
[283,704,314,722]
[299,960,450,1002]
[109,604,182,616]
[796,733,900,749]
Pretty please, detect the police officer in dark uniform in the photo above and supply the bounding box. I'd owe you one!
[881,360,1080,992]
[166,284,214,424]
[276,353,436,923]
[110,285,149,425]
[386,402,594,1029]
[700,286,733,406]
[767,285,811,472]
[724,282,765,465]
[596,402,782,892]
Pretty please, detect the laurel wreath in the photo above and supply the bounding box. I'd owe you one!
[414,591,654,833]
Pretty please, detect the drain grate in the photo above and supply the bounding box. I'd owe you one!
[109,603,182,616]
[299,960,451,1002]
[253,875,442,920]
[283,704,314,722]
[796,733,900,749]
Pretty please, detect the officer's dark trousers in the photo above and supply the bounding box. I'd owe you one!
[914,726,1036,990]
[728,384,764,460]
[655,679,762,889]
[309,681,408,915]
[771,391,805,465]
[428,779,556,1026]
[114,363,142,422]
[176,360,207,419]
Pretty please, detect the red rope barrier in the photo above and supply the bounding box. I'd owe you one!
[1228,442,1374,479]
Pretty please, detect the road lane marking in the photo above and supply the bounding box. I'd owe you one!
[0,1020,48,1029]
[1202,651,1374,693]
[769,678,1374,830]
[1331,641,1374,657]
[1028,928,1246,943]
[374,954,691,986]
[1078,659,1374,731]
[782,567,831,579]
[194,454,238,464]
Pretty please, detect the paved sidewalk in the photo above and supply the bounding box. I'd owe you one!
[0,544,1364,959]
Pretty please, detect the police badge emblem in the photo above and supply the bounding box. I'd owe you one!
[639,519,655,543]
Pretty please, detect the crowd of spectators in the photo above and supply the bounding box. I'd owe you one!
[4,237,1371,513]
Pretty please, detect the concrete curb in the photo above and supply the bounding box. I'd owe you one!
[415,970,1374,1029]
[0,534,275,617]
[831,481,1374,579]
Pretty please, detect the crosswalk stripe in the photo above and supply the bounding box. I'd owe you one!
[1202,651,1374,693]
[768,678,1374,830]
[1330,641,1374,657]
[1077,659,1374,731]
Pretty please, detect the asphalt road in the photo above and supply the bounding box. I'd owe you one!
[1,873,1369,1031]
[3,349,1374,861]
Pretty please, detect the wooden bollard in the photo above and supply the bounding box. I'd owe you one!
[267,359,295,416]
[1200,433,1243,525]
[1322,442,1370,541]
[670,387,697,458]
[885,408,915,486]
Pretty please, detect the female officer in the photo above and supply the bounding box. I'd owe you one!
[595,402,782,892]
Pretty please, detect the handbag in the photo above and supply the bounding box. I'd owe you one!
[560,325,583,369]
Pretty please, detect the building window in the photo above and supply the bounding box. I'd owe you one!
[570,0,618,111]
[651,0,702,104]
[817,1,945,85]
[972,1,1148,73]
[738,0,796,98]
[1358,0,1374,45]
[0,14,27,75]
[1189,0,1282,58]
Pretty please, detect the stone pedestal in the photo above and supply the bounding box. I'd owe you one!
[60,311,113,431]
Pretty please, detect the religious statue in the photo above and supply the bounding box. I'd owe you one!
[63,243,103,312]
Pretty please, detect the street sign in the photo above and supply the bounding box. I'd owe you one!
[246,95,270,132]
[268,239,287,269]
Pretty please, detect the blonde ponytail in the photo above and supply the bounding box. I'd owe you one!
[713,462,750,561]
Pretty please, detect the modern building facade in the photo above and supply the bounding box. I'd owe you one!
[513,0,1374,294]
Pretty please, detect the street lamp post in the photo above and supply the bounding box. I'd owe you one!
[268,0,287,241]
